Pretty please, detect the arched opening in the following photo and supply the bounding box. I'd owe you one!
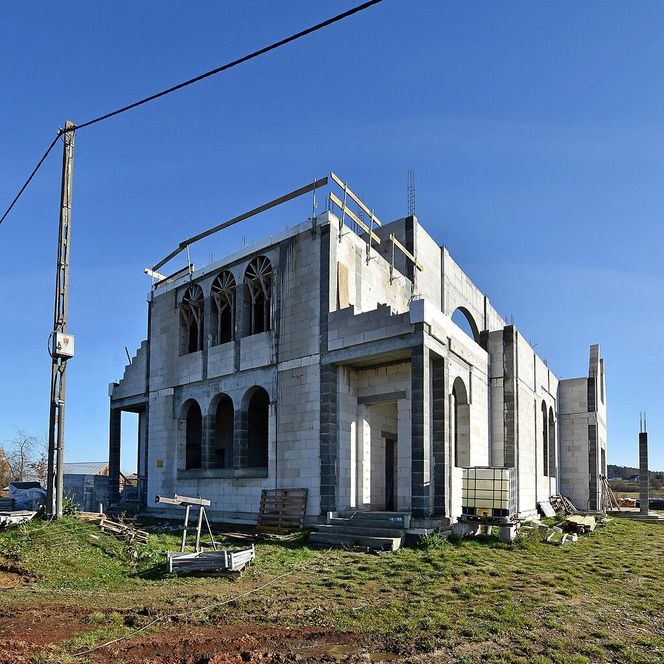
[213,394,234,469]
[244,256,272,335]
[184,400,202,469]
[548,406,556,477]
[451,307,481,343]
[211,271,235,345]
[180,284,204,354]
[452,377,470,467]
[246,387,269,468]
[541,401,549,476]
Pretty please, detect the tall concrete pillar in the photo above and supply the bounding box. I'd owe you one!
[431,356,446,516]
[108,406,122,506]
[319,363,338,513]
[233,407,248,469]
[137,410,148,508]
[411,344,431,519]
[639,415,649,515]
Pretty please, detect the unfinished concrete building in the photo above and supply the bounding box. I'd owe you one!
[108,174,607,538]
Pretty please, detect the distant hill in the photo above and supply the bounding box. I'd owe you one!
[607,464,664,480]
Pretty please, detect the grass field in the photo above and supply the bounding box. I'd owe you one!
[1,516,663,663]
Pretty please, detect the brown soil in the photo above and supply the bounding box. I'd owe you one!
[91,624,401,663]
[0,607,405,664]
[0,603,91,664]
[0,559,33,591]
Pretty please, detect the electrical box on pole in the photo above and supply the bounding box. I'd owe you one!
[46,120,75,519]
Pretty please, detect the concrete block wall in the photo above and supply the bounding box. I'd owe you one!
[330,216,412,316]
[112,341,148,399]
[558,345,607,511]
[328,305,411,352]
[440,246,506,335]
[276,363,321,516]
[278,231,321,362]
[207,341,235,378]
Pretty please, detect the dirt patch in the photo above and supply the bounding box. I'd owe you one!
[93,624,404,663]
[0,558,34,590]
[0,603,91,664]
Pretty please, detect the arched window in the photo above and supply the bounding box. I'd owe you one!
[244,256,272,335]
[541,401,549,476]
[211,271,235,345]
[213,394,234,469]
[180,284,204,354]
[246,386,269,468]
[451,307,481,343]
[184,400,202,469]
[452,377,470,467]
[548,406,556,477]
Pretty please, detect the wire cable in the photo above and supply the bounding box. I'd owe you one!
[72,0,384,131]
[0,132,61,226]
[0,0,385,226]
[72,552,327,657]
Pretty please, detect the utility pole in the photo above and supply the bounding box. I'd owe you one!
[46,121,76,519]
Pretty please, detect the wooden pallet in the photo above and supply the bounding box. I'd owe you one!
[0,498,16,511]
[257,488,308,532]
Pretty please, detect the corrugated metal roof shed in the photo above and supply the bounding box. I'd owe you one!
[63,462,109,476]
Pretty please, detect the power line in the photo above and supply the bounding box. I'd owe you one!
[0,0,384,226]
[0,133,61,226]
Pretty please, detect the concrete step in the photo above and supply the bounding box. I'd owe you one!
[309,531,402,551]
[318,522,405,538]
[337,511,411,528]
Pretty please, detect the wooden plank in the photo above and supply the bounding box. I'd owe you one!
[329,192,381,244]
[390,233,423,271]
[330,172,382,226]
[153,177,328,271]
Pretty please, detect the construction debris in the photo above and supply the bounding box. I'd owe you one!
[537,500,556,518]
[549,494,578,515]
[0,511,36,529]
[564,515,596,534]
[76,511,149,544]
[618,496,636,508]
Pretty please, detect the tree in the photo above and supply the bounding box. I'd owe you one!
[1,429,48,485]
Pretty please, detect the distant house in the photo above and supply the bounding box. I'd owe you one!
[627,474,640,482]
[63,462,109,476]
[63,462,127,511]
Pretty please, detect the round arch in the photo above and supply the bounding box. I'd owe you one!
[243,386,270,468]
[451,377,470,467]
[180,399,203,470]
[451,306,481,343]
[209,392,234,469]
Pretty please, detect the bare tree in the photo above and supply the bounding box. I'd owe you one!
[1,429,48,485]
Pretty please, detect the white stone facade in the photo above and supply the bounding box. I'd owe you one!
[108,207,606,525]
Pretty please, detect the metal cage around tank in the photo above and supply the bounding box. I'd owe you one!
[461,466,518,524]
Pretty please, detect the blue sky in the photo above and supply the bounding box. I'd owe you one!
[1,1,662,472]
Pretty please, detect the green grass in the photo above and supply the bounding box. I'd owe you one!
[1,516,664,662]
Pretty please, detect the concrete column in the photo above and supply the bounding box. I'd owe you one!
[138,410,148,507]
[639,431,649,515]
[233,407,248,469]
[108,406,121,506]
[201,408,214,470]
[588,424,599,511]
[411,344,431,519]
[319,363,338,513]
[431,356,446,516]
